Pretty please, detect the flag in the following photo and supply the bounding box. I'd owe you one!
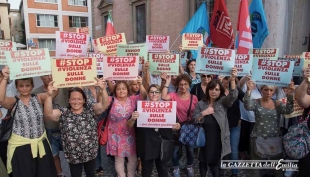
[236,0,253,54]
[105,11,116,36]
[180,2,211,46]
[210,0,234,49]
[249,0,269,48]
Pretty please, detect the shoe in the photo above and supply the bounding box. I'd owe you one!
[95,166,104,175]
[173,168,180,177]
[187,167,194,177]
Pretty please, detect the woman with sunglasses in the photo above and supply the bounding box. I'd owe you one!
[127,84,180,177]
[190,74,213,101]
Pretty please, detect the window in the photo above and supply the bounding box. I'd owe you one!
[35,0,57,3]
[69,16,88,28]
[195,0,214,19]
[102,15,108,36]
[38,39,56,51]
[36,14,58,27]
[136,4,146,43]
[68,0,87,6]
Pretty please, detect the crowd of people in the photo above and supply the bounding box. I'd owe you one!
[0,56,310,177]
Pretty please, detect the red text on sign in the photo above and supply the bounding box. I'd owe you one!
[56,58,92,67]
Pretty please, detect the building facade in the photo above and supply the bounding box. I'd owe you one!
[92,0,310,56]
[0,0,11,40]
[9,9,23,43]
[20,0,92,56]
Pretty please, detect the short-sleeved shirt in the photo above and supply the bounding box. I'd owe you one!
[168,92,198,123]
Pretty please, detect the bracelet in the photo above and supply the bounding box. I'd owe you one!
[164,86,169,88]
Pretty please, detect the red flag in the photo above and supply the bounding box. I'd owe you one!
[210,0,234,49]
[237,0,253,54]
[105,11,116,36]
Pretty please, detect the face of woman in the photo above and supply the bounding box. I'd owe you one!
[208,84,221,100]
[17,80,33,96]
[178,79,190,93]
[261,86,275,99]
[188,61,196,72]
[221,77,230,88]
[201,74,212,84]
[69,91,85,111]
[130,81,140,93]
[116,83,128,98]
[148,87,161,101]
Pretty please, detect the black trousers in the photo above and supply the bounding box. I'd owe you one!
[199,162,220,177]
[69,159,96,177]
[141,158,169,177]
[298,152,310,177]
[0,141,8,168]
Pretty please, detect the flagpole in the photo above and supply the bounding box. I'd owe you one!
[170,34,181,50]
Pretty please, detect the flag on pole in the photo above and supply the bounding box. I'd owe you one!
[236,0,253,54]
[249,0,269,48]
[105,10,116,36]
[210,0,234,49]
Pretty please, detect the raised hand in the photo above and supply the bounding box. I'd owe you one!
[47,81,57,96]
[231,67,238,80]
[94,77,107,90]
[132,111,139,120]
[137,76,143,86]
[246,80,255,91]
[1,66,10,80]
[287,81,295,95]
[160,72,168,82]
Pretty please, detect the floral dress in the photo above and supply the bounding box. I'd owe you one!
[106,95,139,157]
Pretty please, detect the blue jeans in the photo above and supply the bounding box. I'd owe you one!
[95,145,102,169]
[172,145,194,167]
[46,128,63,156]
[229,126,241,175]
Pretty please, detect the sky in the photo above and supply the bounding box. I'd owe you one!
[8,0,20,9]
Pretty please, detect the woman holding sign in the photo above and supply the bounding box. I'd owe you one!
[43,78,109,177]
[192,68,238,177]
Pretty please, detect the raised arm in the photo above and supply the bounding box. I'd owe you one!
[44,81,61,121]
[142,61,150,92]
[0,66,17,109]
[106,80,114,95]
[243,80,257,111]
[295,68,310,108]
[161,75,172,101]
[137,76,147,100]
[93,78,109,115]
[222,67,238,107]
[276,82,295,115]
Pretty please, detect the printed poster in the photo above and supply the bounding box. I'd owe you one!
[149,53,180,75]
[51,58,97,88]
[280,98,304,118]
[278,57,304,77]
[117,43,147,72]
[146,35,169,52]
[251,48,279,60]
[284,54,302,59]
[234,54,253,76]
[196,47,235,76]
[251,59,294,87]
[97,33,127,55]
[56,31,89,58]
[0,40,17,65]
[5,48,51,79]
[181,33,203,50]
[102,56,139,80]
[137,101,177,128]
[76,27,89,34]
[86,52,105,75]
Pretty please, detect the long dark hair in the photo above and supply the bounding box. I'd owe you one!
[185,60,196,73]
[68,87,88,109]
[202,79,225,102]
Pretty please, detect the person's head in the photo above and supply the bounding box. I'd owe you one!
[68,87,87,111]
[128,80,140,94]
[186,60,196,73]
[114,81,130,99]
[148,84,161,101]
[187,51,192,59]
[15,78,34,96]
[260,85,276,99]
[201,74,213,85]
[203,79,225,102]
[40,75,52,86]
[170,75,178,86]
[221,76,238,89]
[176,74,192,94]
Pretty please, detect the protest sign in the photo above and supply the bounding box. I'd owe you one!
[252,59,294,87]
[117,43,147,72]
[278,57,304,77]
[279,98,303,118]
[284,54,302,59]
[196,47,235,76]
[149,53,179,75]
[234,54,253,76]
[146,35,169,52]
[97,33,127,55]
[76,27,89,34]
[86,52,105,75]
[103,56,139,80]
[251,48,279,60]
[181,33,203,50]
[51,58,97,88]
[0,41,17,65]
[136,101,176,128]
[5,48,51,79]
[301,52,310,82]
[56,31,89,58]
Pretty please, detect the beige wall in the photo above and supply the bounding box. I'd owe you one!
[0,6,11,40]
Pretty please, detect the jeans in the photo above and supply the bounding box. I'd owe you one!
[172,145,194,167]
[230,126,241,175]
[95,145,101,169]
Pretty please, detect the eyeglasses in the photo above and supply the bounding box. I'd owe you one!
[149,91,161,95]
[201,75,212,78]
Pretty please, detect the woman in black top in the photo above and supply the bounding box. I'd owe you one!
[190,74,213,101]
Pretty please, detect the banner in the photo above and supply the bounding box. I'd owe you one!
[251,48,279,60]
[117,43,147,72]
[196,47,235,75]
[278,57,304,77]
[280,98,304,118]
[86,52,105,75]
[181,33,203,50]
[136,101,177,128]
[0,41,17,65]
[146,35,169,52]
[5,48,51,79]
[284,54,302,59]
[51,58,97,88]
[149,53,180,75]
[97,33,127,55]
[76,27,89,34]
[103,56,139,80]
[252,59,294,87]
[234,54,253,76]
[56,31,89,58]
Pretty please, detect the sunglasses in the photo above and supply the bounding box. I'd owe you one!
[201,75,212,78]
[149,91,161,94]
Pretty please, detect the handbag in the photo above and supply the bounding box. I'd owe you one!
[254,136,283,158]
[97,97,114,145]
[155,129,174,161]
[0,96,19,142]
